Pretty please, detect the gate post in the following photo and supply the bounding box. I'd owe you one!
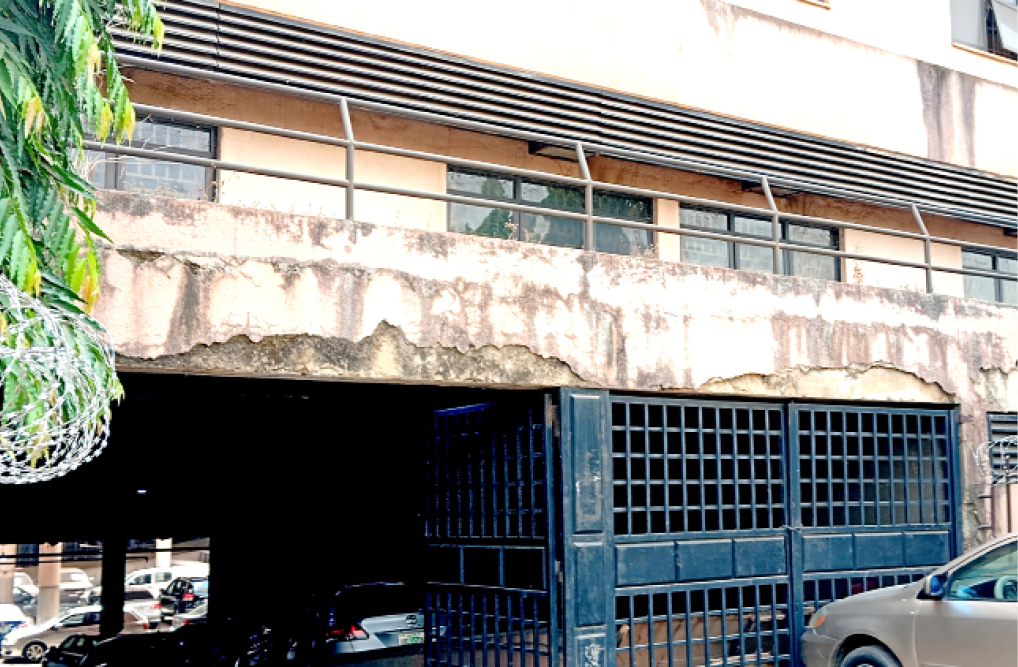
[559,389,614,667]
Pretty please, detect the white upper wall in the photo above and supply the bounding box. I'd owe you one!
[225,0,1018,178]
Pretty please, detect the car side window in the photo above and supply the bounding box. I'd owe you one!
[155,572,173,583]
[947,541,1018,601]
[134,573,152,585]
[62,614,85,627]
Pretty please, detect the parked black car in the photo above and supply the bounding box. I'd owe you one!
[78,634,171,667]
[40,634,97,667]
[160,577,209,620]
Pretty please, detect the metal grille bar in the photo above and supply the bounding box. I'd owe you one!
[616,580,792,667]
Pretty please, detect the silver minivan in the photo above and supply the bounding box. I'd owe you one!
[801,532,1017,667]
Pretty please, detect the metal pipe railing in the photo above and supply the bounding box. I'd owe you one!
[89,102,1018,291]
[116,55,1015,229]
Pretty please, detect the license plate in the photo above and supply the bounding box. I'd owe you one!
[399,632,424,646]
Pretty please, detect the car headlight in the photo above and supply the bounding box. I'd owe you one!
[808,606,829,629]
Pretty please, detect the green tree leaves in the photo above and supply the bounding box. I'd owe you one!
[0,0,161,477]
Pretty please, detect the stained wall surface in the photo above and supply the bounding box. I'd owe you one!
[222,0,1018,177]
[91,191,1016,542]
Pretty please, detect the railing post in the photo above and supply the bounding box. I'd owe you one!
[576,142,594,251]
[340,98,355,222]
[911,204,934,294]
[761,176,781,274]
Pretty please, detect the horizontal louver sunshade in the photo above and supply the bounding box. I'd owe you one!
[114,0,1017,227]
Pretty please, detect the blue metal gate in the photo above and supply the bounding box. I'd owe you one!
[424,399,559,667]
[558,391,960,667]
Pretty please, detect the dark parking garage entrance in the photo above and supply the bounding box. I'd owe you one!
[0,377,961,667]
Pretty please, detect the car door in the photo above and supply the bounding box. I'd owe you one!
[914,540,1018,667]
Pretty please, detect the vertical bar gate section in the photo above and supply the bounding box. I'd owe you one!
[425,399,559,667]
[791,403,960,655]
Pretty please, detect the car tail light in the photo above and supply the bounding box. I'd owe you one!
[141,619,150,630]
[183,592,195,602]
[328,625,369,641]
[179,619,191,627]
[153,602,161,609]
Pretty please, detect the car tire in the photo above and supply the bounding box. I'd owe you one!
[22,641,47,662]
[842,645,901,667]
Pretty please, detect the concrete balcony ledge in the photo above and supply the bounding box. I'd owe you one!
[93,192,1016,414]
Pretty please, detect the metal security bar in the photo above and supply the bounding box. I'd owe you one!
[802,568,929,618]
[83,96,1018,295]
[611,399,786,536]
[795,409,953,528]
[616,580,792,667]
[424,401,558,667]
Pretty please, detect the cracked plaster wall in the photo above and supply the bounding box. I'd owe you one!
[93,191,1017,544]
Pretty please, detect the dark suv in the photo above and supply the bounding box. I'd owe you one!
[159,577,208,621]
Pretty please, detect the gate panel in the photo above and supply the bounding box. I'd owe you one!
[425,399,558,667]
[789,404,960,657]
[607,396,793,667]
[578,394,960,667]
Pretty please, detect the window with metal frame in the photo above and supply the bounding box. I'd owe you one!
[951,0,1018,60]
[446,168,654,256]
[84,118,216,201]
[962,249,1017,304]
[679,206,841,281]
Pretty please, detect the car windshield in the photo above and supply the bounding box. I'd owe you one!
[192,580,209,596]
[61,572,88,583]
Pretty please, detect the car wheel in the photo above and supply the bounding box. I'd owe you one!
[22,641,47,662]
[842,645,901,667]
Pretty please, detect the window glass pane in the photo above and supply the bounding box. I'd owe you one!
[120,158,210,200]
[519,214,583,248]
[448,203,514,239]
[681,207,727,231]
[595,224,653,257]
[964,275,998,302]
[681,237,730,268]
[133,120,212,153]
[997,256,1018,274]
[787,223,837,248]
[947,541,1017,601]
[962,251,994,270]
[1001,279,1017,305]
[787,250,838,281]
[733,215,772,238]
[736,242,773,272]
[521,180,584,211]
[447,171,514,199]
[593,192,652,221]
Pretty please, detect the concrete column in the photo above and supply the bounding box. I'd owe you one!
[100,538,126,638]
[0,544,15,604]
[155,539,172,569]
[655,198,681,262]
[37,543,62,624]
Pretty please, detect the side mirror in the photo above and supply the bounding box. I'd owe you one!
[924,573,946,599]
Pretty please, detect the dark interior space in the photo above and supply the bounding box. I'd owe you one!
[0,372,541,621]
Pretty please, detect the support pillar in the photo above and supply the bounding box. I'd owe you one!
[100,537,126,638]
[155,539,172,569]
[0,544,15,604]
[37,543,62,624]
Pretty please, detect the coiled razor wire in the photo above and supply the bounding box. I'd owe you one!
[975,435,1018,486]
[0,275,119,483]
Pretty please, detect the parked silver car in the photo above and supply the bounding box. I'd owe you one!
[1,606,150,662]
[801,532,1018,667]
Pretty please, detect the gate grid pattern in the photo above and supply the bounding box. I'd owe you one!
[425,401,558,667]
[608,397,958,667]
